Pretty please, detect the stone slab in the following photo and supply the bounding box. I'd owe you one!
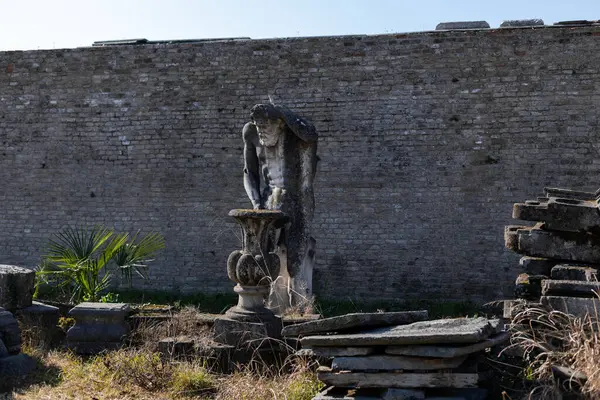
[435,21,490,30]
[332,354,467,371]
[283,311,428,337]
[0,265,35,310]
[300,346,376,357]
[317,369,478,388]
[313,387,432,400]
[544,187,597,200]
[542,280,600,297]
[69,302,130,317]
[385,331,509,358]
[512,197,600,232]
[500,19,544,27]
[302,318,493,348]
[505,225,600,264]
[551,265,598,281]
[541,296,600,317]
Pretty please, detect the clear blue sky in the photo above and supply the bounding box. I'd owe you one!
[2,0,599,51]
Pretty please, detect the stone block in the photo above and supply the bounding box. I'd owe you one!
[67,302,130,354]
[512,197,600,232]
[0,353,35,377]
[331,354,467,371]
[514,274,544,300]
[0,308,21,355]
[519,256,556,276]
[435,21,490,30]
[385,332,509,358]
[542,280,600,297]
[505,225,600,264]
[158,336,195,358]
[16,301,62,347]
[0,265,35,310]
[541,296,600,317]
[213,316,282,348]
[282,310,428,337]
[551,264,598,281]
[0,338,8,357]
[302,318,493,348]
[500,19,544,27]
[317,368,478,388]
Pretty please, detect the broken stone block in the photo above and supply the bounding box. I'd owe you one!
[512,197,600,232]
[16,301,61,347]
[435,21,490,30]
[0,265,35,311]
[514,274,544,300]
[500,19,544,27]
[282,310,428,337]
[0,308,21,355]
[519,256,557,276]
[331,354,467,371]
[317,367,478,388]
[302,318,493,348]
[542,280,600,297]
[299,346,376,357]
[551,264,598,281]
[67,302,130,354]
[385,332,509,358]
[541,296,600,317]
[505,225,600,264]
[158,336,195,358]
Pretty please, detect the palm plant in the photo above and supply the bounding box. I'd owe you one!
[36,226,165,303]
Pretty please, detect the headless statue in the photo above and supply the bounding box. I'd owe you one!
[242,103,318,313]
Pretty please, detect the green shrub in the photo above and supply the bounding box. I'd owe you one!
[36,226,165,303]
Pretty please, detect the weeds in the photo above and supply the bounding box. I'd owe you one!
[508,299,600,399]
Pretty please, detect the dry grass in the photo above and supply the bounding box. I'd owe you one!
[7,347,320,400]
[508,299,600,399]
[7,307,322,400]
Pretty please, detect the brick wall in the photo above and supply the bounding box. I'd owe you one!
[1,26,599,303]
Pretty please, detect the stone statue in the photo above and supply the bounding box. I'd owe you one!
[242,103,318,312]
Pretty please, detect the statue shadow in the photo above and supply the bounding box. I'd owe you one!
[0,352,62,397]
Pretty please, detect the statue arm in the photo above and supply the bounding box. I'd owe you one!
[277,105,318,143]
[242,122,262,209]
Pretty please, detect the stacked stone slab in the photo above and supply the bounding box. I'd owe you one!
[284,313,507,399]
[505,187,600,316]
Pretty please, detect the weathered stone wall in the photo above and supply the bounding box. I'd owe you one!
[1,26,599,303]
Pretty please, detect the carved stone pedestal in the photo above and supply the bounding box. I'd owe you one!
[214,209,286,348]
